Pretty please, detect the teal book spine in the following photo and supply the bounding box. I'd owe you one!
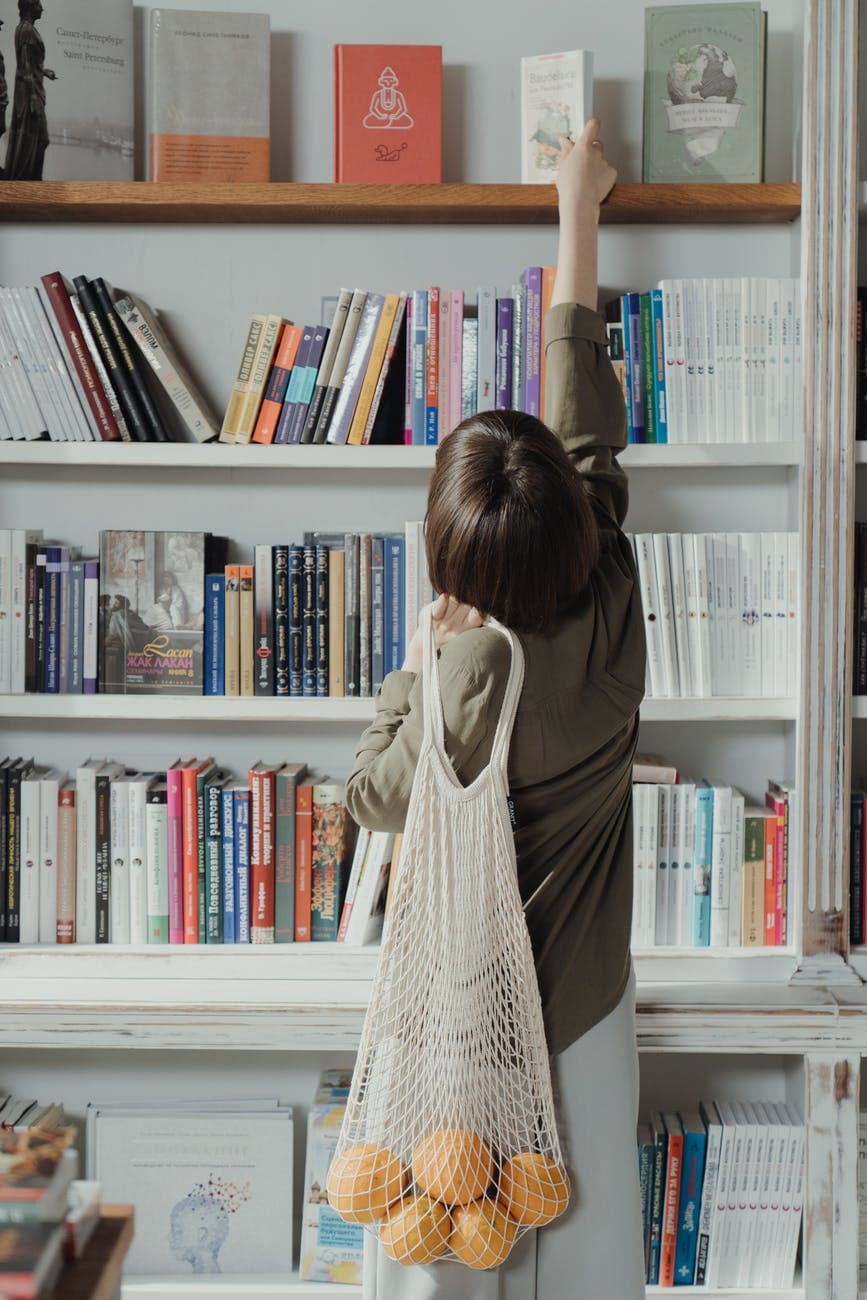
[692,783,715,945]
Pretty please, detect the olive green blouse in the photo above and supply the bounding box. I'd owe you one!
[345,302,647,1056]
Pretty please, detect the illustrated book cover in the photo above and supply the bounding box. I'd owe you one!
[520,50,594,183]
[334,44,442,183]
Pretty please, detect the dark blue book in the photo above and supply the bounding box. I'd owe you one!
[647,1111,668,1285]
[287,325,329,444]
[204,772,229,943]
[385,536,405,672]
[371,536,385,692]
[674,1110,708,1287]
[220,786,236,944]
[314,544,329,698]
[622,291,646,443]
[288,545,304,696]
[44,546,65,694]
[302,545,316,697]
[273,545,290,697]
[204,574,225,696]
[232,787,250,943]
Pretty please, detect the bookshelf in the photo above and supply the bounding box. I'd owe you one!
[0,0,861,1295]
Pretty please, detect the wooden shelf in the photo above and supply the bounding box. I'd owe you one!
[0,440,803,470]
[0,694,798,723]
[0,181,802,226]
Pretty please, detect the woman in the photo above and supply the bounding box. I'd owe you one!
[347,119,647,1299]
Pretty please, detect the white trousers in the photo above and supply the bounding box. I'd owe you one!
[362,965,644,1300]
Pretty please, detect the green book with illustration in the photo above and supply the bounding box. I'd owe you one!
[643,3,766,183]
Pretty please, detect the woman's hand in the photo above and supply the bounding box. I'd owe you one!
[401,594,483,674]
[555,117,617,218]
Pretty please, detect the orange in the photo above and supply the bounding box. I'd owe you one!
[412,1129,494,1206]
[380,1194,451,1265]
[326,1143,406,1223]
[500,1152,570,1226]
[449,1197,517,1269]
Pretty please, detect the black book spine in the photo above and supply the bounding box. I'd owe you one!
[301,383,328,444]
[311,383,340,445]
[289,546,303,697]
[91,278,168,442]
[0,765,10,940]
[5,763,25,942]
[24,542,38,693]
[858,524,867,693]
[73,277,150,442]
[851,794,864,945]
[35,551,46,692]
[858,289,867,439]
[301,545,316,698]
[95,772,112,943]
[315,544,329,698]
[273,545,289,697]
[254,544,275,697]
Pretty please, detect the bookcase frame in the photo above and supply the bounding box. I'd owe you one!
[0,0,865,1296]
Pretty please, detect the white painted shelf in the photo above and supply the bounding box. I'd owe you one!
[0,694,798,723]
[0,440,801,470]
[122,1276,360,1299]
[646,1286,801,1299]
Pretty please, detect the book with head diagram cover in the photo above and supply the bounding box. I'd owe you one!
[334,44,442,182]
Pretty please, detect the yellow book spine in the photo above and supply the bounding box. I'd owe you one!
[220,315,265,444]
[346,294,400,446]
[235,315,285,444]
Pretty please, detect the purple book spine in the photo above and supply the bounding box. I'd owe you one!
[495,298,514,409]
[521,267,542,417]
[287,326,329,444]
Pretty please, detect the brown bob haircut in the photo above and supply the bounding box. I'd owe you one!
[425,410,600,635]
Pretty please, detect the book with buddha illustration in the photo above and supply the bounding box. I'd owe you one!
[334,44,442,182]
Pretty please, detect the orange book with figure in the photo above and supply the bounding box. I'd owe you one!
[334,45,442,183]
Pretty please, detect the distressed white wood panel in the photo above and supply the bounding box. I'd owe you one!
[803,1055,860,1300]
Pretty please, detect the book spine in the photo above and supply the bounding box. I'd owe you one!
[108,779,130,946]
[220,788,236,943]
[315,544,330,698]
[68,560,85,693]
[204,575,225,696]
[461,318,478,420]
[250,769,276,944]
[273,545,290,697]
[371,537,385,693]
[495,297,514,409]
[660,1129,684,1285]
[24,542,38,693]
[647,1121,668,1285]
[288,546,304,696]
[650,287,668,443]
[233,790,250,943]
[254,543,275,696]
[127,782,147,943]
[328,548,345,696]
[764,814,777,946]
[311,789,351,941]
[411,289,428,445]
[40,273,121,441]
[239,564,254,696]
[695,1114,723,1286]
[204,779,224,943]
[295,784,313,941]
[425,286,439,443]
[91,278,167,441]
[275,327,311,445]
[94,772,111,944]
[44,547,62,694]
[626,293,646,441]
[301,544,316,697]
[693,785,714,947]
[73,276,150,441]
[57,550,72,694]
[766,792,787,946]
[292,326,329,443]
[709,786,732,948]
[73,766,96,944]
[252,323,298,444]
[221,315,264,444]
[640,294,657,444]
[223,565,240,696]
[35,551,47,691]
[236,315,283,443]
[166,766,184,944]
[275,770,298,942]
[56,785,76,943]
[145,787,168,943]
[359,533,372,696]
[196,770,207,943]
[344,534,360,697]
[675,1131,707,1286]
[852,794,865,946]
[404,294,414,443]
[303,289,352,444]
[742,814,767,947]
[476,285,496,413]
[181,766,199,944]
[519,270,541,415]
[19,774,40,945]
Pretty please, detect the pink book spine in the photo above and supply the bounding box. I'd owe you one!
[437,292,451,440]
[404,296,414,444]
[167,765,185,944]
[448,291,464,436]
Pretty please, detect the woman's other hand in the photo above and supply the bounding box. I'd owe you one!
[401,594,483,674]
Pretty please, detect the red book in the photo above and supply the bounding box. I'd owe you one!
[249,762,279,943]
[334,44,442,182]
[294,783,313,941]
[659,1114,684,1286]
[763,815,777,946]
[40,272,121,441]
[765,790,787,945]
[166,760,190,945]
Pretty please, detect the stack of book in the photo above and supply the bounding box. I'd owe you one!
[607,278,802,444]
[300,1071,364,1285]
[632,755,794,950]
[0,1117,101,1295]
[0,755,390,948]
[639,1100,804,1288]
[628,531,799,699]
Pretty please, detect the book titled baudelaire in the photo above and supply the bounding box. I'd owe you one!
[334,44,442,182]
[643,4,766,183]
[520,50,594,183]
[148,8,270,181]
[0,1,133,182]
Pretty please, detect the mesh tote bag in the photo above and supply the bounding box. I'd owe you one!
[328,605,569,1270]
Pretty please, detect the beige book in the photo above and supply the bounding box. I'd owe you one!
[329,549,345,696]
[224,565,240,696]
[240,564,255,696]
[235,314,285,443]
[220,315,265,444]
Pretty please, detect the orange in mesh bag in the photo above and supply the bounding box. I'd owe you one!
[327,605,570,1269]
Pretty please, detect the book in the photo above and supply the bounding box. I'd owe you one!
[520,50,594,182]
[274,763,307,943]
[299,1073,363,1283]
[232,786,250,943]
[145,779,169,943]
[56,782,76,944]
[239,564,254,696]
[148,8,270,181]
[224,564,240,696]
[204,574,225,697]
[334,45,442,183]
[0,2,133,182]
[312,290,367,444]
[0,1221,64,1294]
[310,783,357,942]
[660,1112,685,1285]
[675,1110,708,1286]
[249,762,279,944]
[253,545,274,697]
[294,782,313,942]
[643,4,766,184]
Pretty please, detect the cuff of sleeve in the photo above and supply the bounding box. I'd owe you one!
[544,301,608,349]
[376,669,417,713]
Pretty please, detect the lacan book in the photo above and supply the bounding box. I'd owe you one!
[147,8,270,181]
[520,50,594,183]
[0,0,133,181]
[299,1071,364,1284]
[86,1103,293,1274]
[643,4,766,183]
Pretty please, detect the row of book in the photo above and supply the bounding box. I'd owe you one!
[639,1100,804,1289]
[0,755,394,947]
[631,532,799,699]
[631,756,793,950]
[0,527,433,699]
[607,279,802,445]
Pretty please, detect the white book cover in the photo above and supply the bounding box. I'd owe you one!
[724,534,741,694]
[0,294,46,439]
[19,769,42,945]
[109,776,131,945]
[631,784,644,947]
[728,790,745,947]
[716,1101,745,1287]
[88,1106,293,1274]
[707,783,732,947]
[705,1100,737,1287]
[337,826,371,941]
[128,774,155,945]
[36,284,98,441]
[659,279,685,444]
[683,536,704,697]
[682,280,699,436]
[703,280,718,442]
[38,768,63,944]
[739,532,762,696]
[765,278,782,442]
[754,278,768,441]
[792,284,803,441]
[696,1100,723,1284]
[760,1101,794,1288]
[654,785,670,945]
[635,534,665,697]
[678,781,696,947]
[652,533,680,696]
[737,1100,769,1288]
[772,532,789,696]
[777,1104,805,1289]
[694,534,713,699]
[740,277,752,442]
[750,1101,781,1288]
[724,1101,758,1288]
[787,533,799,696]
[760,533,776,696]
[75,757,104,945]
[1,288,55,438]
[709,534,729,695]
[0,1,133,181]
[30,286,89,441]
[780,278,797,439]
[83,564,99,691]
[145,789,169,943]
[668,784,682,947]
[767,1102,799,1288]
[728,278,744,441]
[667,533,692,697]
[641,784,659,947]
[711,278,727,442]
[10,287,67,441]
[343,830,393,946]
[476,286,496,413]
[520,50,593,183]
